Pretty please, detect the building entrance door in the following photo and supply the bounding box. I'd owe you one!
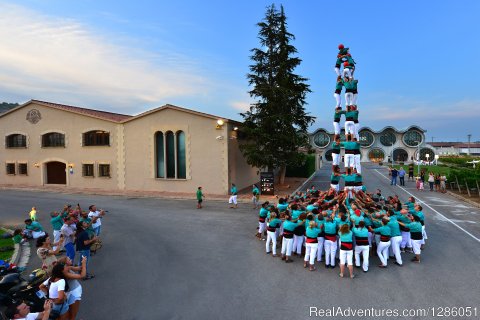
[46,162,66,184]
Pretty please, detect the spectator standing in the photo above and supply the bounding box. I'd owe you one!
[428,172,435,191]
[390,167,398,186]
[88,205,105,236]
[50,211,63,251]
[196,187,204,209]
[408,164,415,181]
[398,167,406,186]
[440,174,447,193]
[61,216,76,262]
[75,221,98,279]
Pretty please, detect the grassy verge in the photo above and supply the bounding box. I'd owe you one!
[0,229,14,262]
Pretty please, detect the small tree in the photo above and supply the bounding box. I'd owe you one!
[240,4,314,185]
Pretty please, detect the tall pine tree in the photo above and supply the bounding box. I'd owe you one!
[240,4,314,184]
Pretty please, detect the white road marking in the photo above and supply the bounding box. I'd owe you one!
[373,169,480,243]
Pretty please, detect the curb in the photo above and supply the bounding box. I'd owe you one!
[446,191,480,209]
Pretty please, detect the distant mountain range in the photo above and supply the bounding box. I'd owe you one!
[0,102,19,114]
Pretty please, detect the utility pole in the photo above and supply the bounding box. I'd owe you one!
[431,136,435,143]
[468,134,472,155]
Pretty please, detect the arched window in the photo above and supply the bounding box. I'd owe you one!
[42,132,65,147]
[166,131,175,178]
[155,131,165,178]
[176,131,186,179]
[6,134,27,148]
[83,130,110,146]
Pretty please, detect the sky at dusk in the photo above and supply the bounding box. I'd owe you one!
[0,0,479,141]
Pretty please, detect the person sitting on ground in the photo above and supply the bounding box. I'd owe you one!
[24,218,46,239]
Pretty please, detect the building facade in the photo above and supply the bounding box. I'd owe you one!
[310,126,436,165]
[430,142,480,156]
[0,100,258,195]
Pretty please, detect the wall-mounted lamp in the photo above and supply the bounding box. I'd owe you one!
[216,135,224,140]
[34,163,40,168]
[68,163,75,168]
[216,119,224,129]
[233,127,239,131]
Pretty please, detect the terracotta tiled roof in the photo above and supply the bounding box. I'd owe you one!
[32,100,133,123]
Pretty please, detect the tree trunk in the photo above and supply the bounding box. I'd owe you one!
[279,165,286,185]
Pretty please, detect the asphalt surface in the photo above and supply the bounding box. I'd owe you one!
[0,163,479,319]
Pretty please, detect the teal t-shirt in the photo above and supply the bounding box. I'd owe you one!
[268,218,282,228]
[277,203,288,212]
[50,215,63,231]
[306,227,321,238]
[283,220,298,232]
[374,225,391,237]
[339,230,353,242]
[386,217,402,237]
[324,221,337,235]
[406,222,423,233]
[26,221,43,232]
[353,227,369,238]
[230,186,237,195]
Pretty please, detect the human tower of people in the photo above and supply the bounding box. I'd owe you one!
[255,45,427,279]
[331,44,362,195]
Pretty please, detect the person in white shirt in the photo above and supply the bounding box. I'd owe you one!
[88,205,106,236]
[5,299,52,320]
[39,264,70,318]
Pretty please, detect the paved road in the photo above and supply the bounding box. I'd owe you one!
[0,165,479,319]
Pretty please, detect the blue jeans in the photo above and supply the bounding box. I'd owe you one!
[94,225,102,236]
[77,249,91,274]
[391,176,397,185]
[64,242,75,262]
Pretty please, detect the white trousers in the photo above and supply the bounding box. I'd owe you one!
[32,230,46,239]
[332,153,340,166]
[293,235,304,254]
[333,93,341,108]
[266,231,277,254]
[345,154,355,168]
[352,93,358,106]
[354,123,360,140]
[316,237,325,261]
[345,92,353,106]
[377,241,391,266]
[401,231,412,249]
[53,229,61,251]
[354,154,361,173]
[368,232,374,247]
[335,67,341,76]
[228,195,237,204]
[421,225,427,244]
[333,121,341,135]
[345,120,355,135]
[354,245,369,271]
[331,184,339,193]
[339,249,353,265]
[258,222,266,234]
[324,239,337,266]
[304,243,318,265]
[281,237,294,256]
[412,239,422,255]
[389,236,403,265]
[343,68,352,78]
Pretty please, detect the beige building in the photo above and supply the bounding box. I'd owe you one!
[0,100,258,195]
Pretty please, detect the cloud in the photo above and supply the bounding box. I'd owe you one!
[230,101,251,112]
[0,3,212,112]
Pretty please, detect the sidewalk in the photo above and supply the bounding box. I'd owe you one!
[0,176,307,203]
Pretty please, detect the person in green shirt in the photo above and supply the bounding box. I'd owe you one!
[397,215,423,263]
[24,219,45,239]
[338,223,355,278]
[50,211,64,251]
[228,183,238,209]
[331,136,343,167]
[12,229,24,244]
[196,186,204,209]
[333,106,345,135]
[342,77,355,107]
[252,184,260,209]
[266,211,281,256]
[330,166,341,193]
[369,217,391,268]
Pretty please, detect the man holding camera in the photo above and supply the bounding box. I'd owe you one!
[5,299,52,320]
[88,205,106,236]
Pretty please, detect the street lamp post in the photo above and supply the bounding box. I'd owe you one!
[426,153,430,165]
[468,134,472,155]
[415,141,421,176]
